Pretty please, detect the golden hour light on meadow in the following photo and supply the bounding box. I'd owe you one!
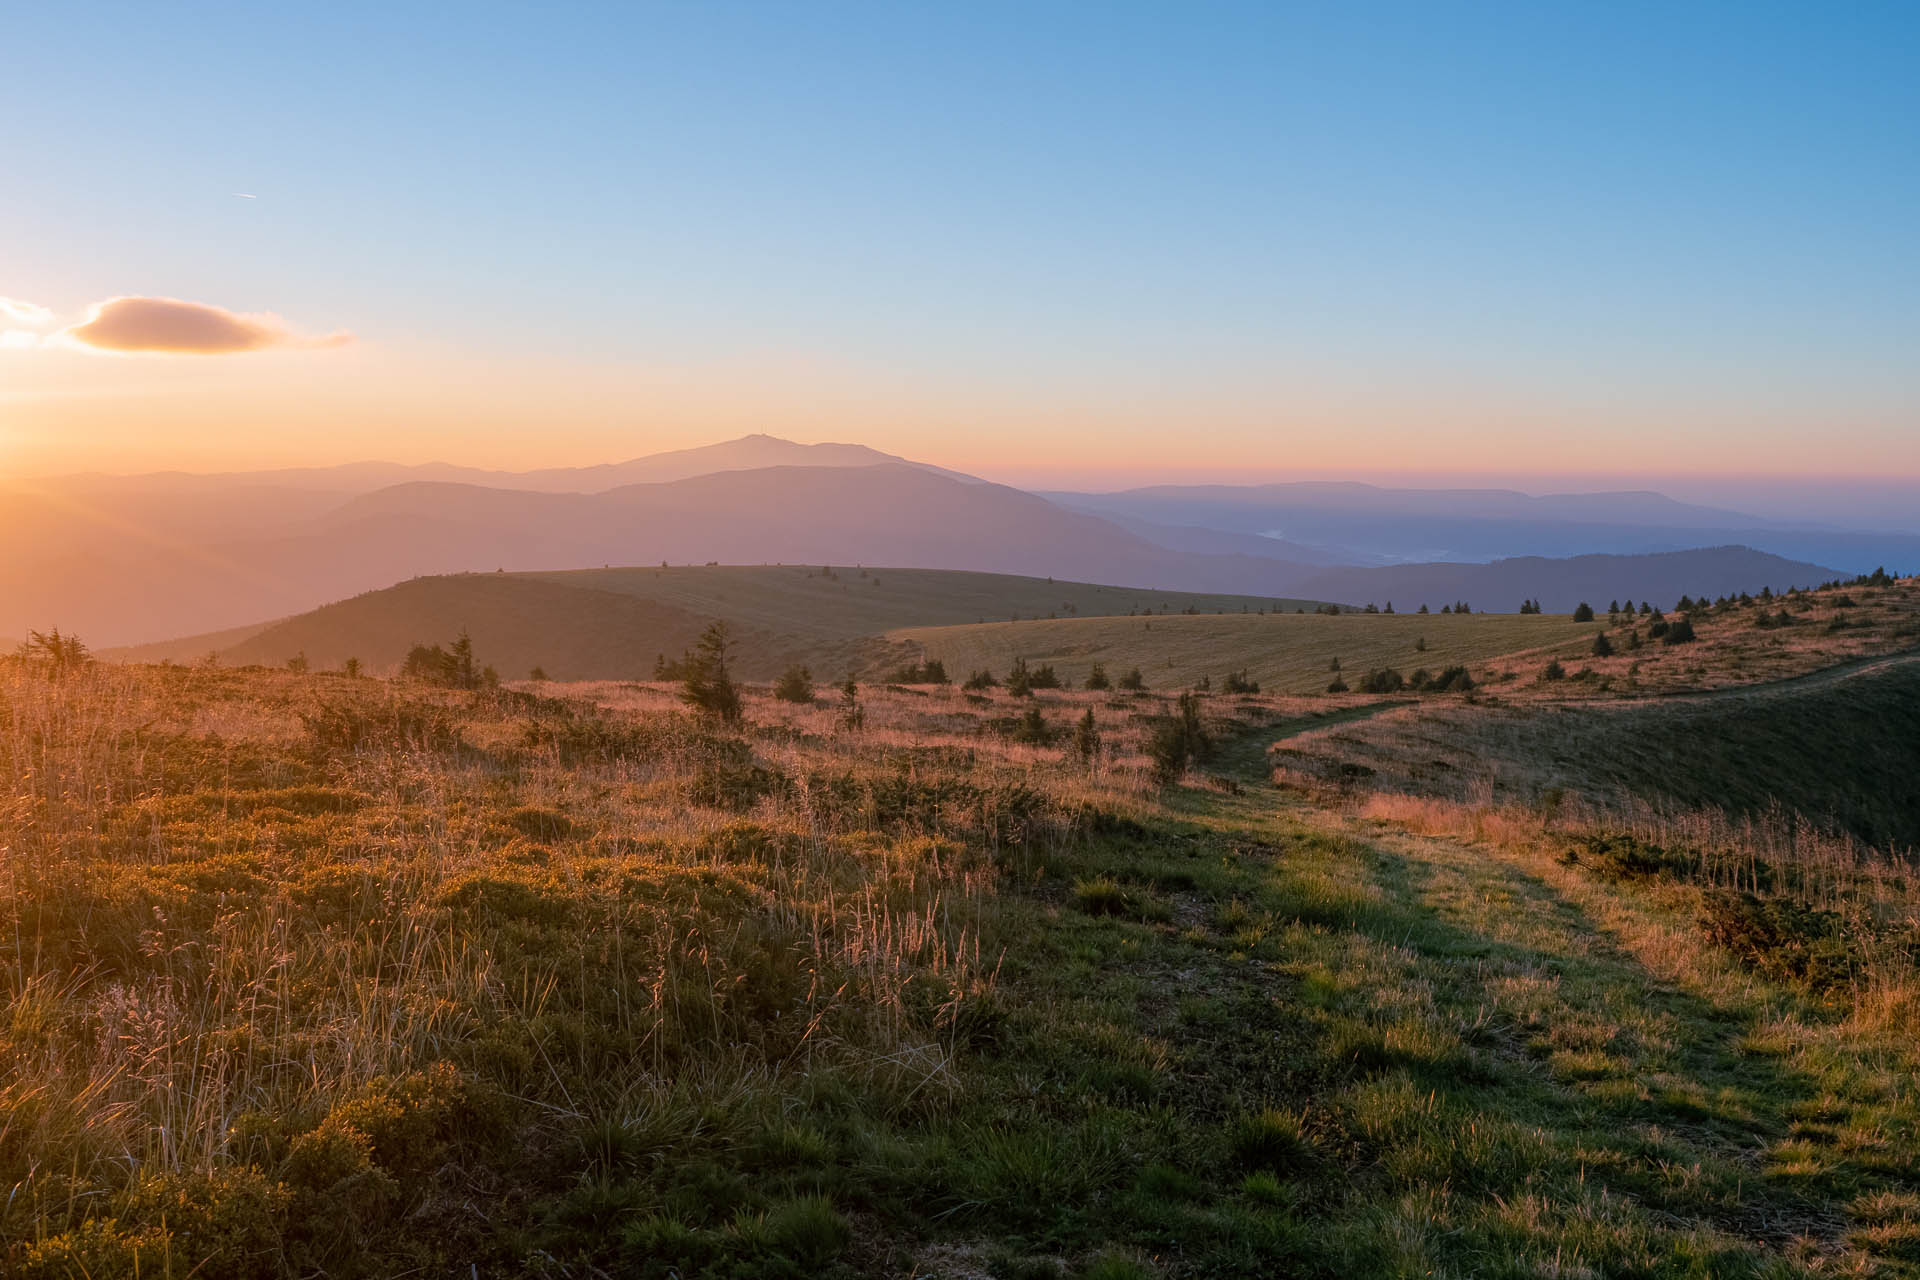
[5,3,1919,1276]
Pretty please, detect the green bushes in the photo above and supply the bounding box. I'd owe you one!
[400,630,497,689]
[1357,668,1403,694]
[1073,708,1100,761]
[891,658,949,684]
[1698,892,1861,990]
[773,664,815,703]
[19,627,91,673]
[1405,665,1473,693]
[1561,832,1695,881]
[1006,658,1034,697]
[1146,691,1212,784]
[1012,705,1056,746]
[1116,667,1146,691]
[678,622,744,722]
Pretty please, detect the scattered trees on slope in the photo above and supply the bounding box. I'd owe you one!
[402,631,498,689]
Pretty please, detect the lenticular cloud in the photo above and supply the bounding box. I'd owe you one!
[61,296,351,354]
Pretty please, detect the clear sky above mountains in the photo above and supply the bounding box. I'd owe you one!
[3,1,1915,491]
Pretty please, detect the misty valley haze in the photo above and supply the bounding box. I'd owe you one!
[4,434,1894,650]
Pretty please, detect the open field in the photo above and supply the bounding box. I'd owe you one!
[14,618,1920,1276]
[893,610,1595,694]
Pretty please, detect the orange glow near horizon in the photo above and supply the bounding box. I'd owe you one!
[5,334,1917,493]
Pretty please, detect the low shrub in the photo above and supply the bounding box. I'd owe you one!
[773,665,815,703]
[1358,668,1403,694]
[1699,891,1862,990]
[1561,831,1695,881]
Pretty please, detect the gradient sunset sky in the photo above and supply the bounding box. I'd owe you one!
[4,2,1916,495]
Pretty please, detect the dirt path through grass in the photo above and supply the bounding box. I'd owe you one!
[1091,717,1920,1273]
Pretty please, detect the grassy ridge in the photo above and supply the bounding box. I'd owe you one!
[1278,656,1920,852]
[1268,577,1920,852]
[894,611,1594,694]
[107,566,1331,681]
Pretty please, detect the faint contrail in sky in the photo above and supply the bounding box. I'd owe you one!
[232,193,257,199]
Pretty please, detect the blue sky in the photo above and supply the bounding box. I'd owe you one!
[3,1,1916,492]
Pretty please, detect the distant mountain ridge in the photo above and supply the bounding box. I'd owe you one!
[39,434,979,496]
[2,434,1857,647]
[1045,482,1918,574]
[1043,480,1779,529]
[1298,546,1841,614]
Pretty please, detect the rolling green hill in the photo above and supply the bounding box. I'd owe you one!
[893,610,1595,693]
[523,565,1324,637]
[114,566,1332,681]
[193,575,723,681]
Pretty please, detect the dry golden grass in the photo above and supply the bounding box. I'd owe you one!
[0,657,1275,1276]
[14,615,1920,1277]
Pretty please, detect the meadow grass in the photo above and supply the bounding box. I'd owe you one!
[8,640,1920,1277]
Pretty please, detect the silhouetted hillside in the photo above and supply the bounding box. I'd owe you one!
[207,576,720,680]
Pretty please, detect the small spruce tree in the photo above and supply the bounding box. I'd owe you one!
[1005,657,1034,697]
[679,622,743,722]
[774,664,815,703]
[1073,707,1100,762]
